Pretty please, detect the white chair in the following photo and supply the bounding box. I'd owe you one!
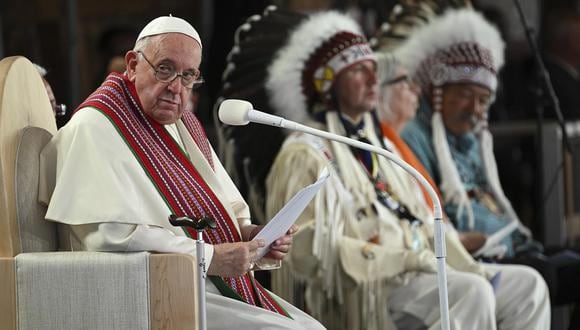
[0,56,198,329]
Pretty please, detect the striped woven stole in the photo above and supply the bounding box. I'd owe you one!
[76,73,288,316]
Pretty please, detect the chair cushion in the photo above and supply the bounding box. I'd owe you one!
[16,251,150,329]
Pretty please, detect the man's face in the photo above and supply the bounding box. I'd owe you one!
[440,83,492,135]
[334,60,379,120]
[126,33,202,125]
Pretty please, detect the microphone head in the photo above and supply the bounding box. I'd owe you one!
[218,99,253,126]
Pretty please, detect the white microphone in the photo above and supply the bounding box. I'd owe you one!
[219,99,450,330]
[218,99,298,130]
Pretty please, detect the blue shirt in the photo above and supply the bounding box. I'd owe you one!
[401,99,517,256]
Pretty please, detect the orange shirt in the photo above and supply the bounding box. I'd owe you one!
[380,122,442,210]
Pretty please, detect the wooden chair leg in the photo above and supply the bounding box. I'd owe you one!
[0,258,16,330]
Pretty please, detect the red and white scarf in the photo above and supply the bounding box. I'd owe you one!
[77,73,289,316]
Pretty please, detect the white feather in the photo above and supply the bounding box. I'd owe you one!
[394,8,505,79]
[479,129,532,238]
[266,11,363,123]
[432,112,474,229]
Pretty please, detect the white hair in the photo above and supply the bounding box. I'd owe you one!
[133,35,153,52]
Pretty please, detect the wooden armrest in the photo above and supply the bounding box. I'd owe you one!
[149,253,198,329]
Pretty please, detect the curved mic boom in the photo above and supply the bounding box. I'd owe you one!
[218,98,450,330]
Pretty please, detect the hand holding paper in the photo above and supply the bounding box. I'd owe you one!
[252,167,330,260]
[266,224,299,259]
[473,221,518,258]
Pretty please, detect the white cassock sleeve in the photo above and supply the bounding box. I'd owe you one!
[42,108,252,266]
[59,222,214,267]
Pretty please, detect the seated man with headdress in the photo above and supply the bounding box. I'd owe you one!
[226,8,550,330]
[374,45,488,255]
[399,6,580,321]
[40,15,324,330]
[399,7,532,258]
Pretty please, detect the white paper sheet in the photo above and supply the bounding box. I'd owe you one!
[253,167,330,259]
[473,221,519,257]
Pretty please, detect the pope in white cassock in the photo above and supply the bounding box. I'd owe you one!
[39,15,324,330]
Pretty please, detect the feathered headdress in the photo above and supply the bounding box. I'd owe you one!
[217,7,372,222]
[371,1,439,53]
[218,7,306,222]
[266,11,374,123]
[395,8,504,97]
[371,0,473,85]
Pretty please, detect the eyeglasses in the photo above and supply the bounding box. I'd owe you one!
[382,75,413,87]
[137,51,204,90]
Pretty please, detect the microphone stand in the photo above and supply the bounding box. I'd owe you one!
[224,105,450,330]
[169,215,217,330]
[286,121,449,330]
[512,0,573,230]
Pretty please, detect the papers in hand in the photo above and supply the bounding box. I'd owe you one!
[473,221,518,257]
[253,167,330,259]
